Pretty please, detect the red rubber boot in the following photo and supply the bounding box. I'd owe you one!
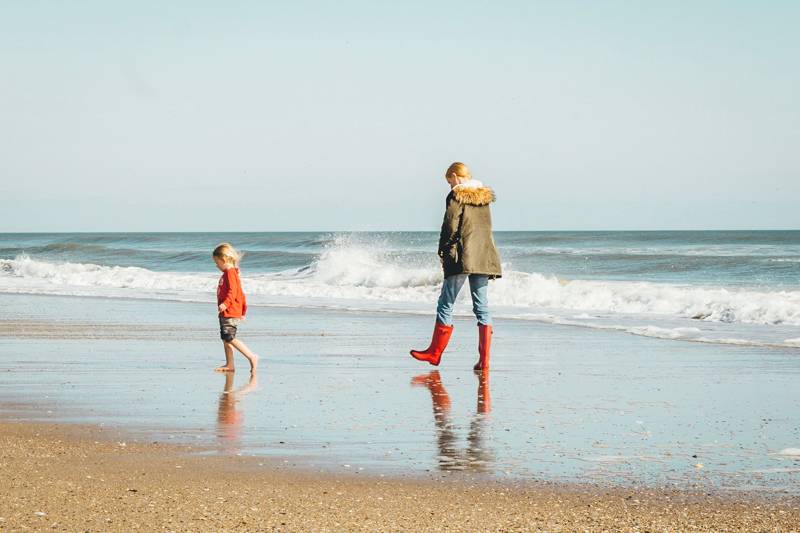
[473,324,492,371]
[410,322,454,366]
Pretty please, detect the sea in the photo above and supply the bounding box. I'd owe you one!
[1,231,799,349]
[1,231,800,491]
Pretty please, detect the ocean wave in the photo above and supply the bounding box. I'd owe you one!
[2,242,800,328]
[0,242,138,257]
[492,272,800,326]
[503,245,800,258]
[0,254,215,292]
[307,237,441,288]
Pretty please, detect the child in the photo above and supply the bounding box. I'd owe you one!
[213,243,259,373]
[410,162,502,370]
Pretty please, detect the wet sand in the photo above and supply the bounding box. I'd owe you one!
[2,293,800,530]
[2,421,798,532]
[1,293,800,492]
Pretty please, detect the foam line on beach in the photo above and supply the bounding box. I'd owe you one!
[774,448,800,457]
[498,312,800,349]
[2,252,800,333]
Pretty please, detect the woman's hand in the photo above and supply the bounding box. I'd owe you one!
[218,303,227,313]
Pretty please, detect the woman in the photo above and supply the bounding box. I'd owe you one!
[410,162,502,370]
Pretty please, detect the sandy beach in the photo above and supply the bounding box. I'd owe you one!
[1,291,799,531]
[2,420,799,532]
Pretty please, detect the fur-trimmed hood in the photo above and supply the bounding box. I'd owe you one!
[452,179,495,206]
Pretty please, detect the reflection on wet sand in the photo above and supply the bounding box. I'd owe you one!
[411,370,493,472]
[216,372,258,453]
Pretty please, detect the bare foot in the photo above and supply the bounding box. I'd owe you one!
[215,365,235,372]
[249,354,259,374]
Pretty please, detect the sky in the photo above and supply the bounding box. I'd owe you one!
[0,1,798,231]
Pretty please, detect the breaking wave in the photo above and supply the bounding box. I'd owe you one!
[2,240,800,329]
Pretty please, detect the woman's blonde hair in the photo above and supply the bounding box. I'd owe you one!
[446,162,470,179]
[213,243,241,266]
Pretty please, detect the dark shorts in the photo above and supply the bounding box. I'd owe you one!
[219,317,240,342]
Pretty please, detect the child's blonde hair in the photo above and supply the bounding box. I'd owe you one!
[213,243,241,266]
[446,162,470,179]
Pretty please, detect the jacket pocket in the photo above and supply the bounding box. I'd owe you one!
[441,243,460,270]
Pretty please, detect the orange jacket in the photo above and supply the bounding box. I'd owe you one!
[217,267,248,318]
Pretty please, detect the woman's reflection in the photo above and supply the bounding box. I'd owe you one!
[411,370,493,472]
[216,371,258,453]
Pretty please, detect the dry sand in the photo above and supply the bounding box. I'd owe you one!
[1,421,798,532]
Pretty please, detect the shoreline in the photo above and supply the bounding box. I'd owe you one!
[2,293,800,497]
[3,287,799,352]
[1,419,799,532]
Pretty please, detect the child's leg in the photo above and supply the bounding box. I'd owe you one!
[215,342,235,372]
[229,338,259,373]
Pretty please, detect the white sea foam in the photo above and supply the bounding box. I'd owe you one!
[498,313,798,348]
[3,242,800,332]
[490,271,800,327]
[775,448,800,457]
[309,241,441,289]
[1,254,217,293]
[626,326,702,340]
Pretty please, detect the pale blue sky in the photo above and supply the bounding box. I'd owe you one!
[1,1,798,231]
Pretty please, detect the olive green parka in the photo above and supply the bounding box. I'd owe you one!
[438,180,502,279]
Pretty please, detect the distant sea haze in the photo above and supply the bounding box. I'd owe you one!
[1,231,799,348]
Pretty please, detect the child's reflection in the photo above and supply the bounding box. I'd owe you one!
[411,370,493,472]
[216,372,258,453]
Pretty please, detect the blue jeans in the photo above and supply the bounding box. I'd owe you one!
[436,274,491,326]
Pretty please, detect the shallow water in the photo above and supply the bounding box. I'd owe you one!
[2,231,799,349]
[1,293,798,494]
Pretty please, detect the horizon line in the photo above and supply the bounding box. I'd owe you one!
[1,228,798,234]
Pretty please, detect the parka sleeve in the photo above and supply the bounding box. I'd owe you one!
[438,194,463,258]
